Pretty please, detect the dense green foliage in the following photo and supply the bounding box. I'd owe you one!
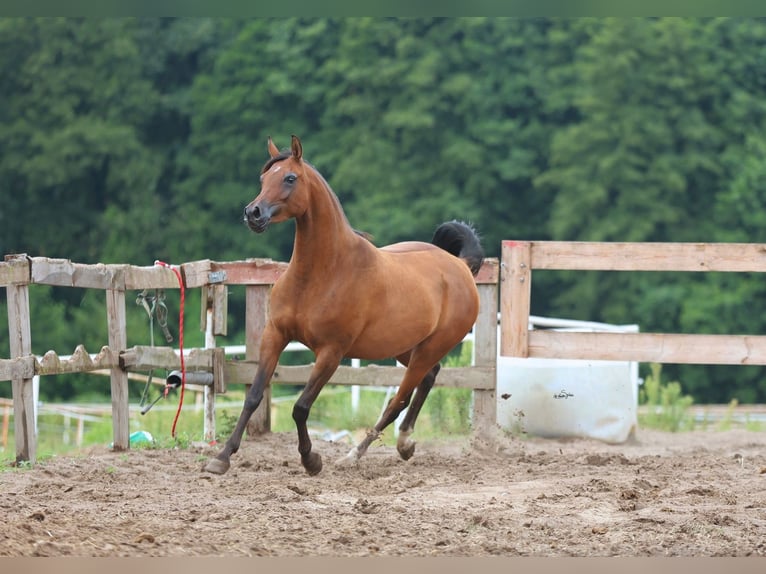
[3,17,766,402]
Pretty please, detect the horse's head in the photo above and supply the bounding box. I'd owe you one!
[244,135,310,234]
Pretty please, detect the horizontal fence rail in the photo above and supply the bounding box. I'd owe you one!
[2,254,499,463]
[500,241,766,364]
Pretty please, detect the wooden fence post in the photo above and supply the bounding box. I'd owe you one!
[500,241,532,358]
[203,293,216,442]
[202,284,227,442]
[472,280,498,437]
[106,287,130,450]
[5,254,36,463]
[246,284,271,435]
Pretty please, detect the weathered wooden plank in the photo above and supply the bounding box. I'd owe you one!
[213,259,289,285]
[474,284,498,368]
[6,271,36,463]
[181,260,212,289]
[203,306,217,441]
[212,347,226,394]
[37,345,117,375]
[472,282,498,436]
[0,255,30,286]
[430,366,495,389]
[0,356,35,382]
[1,347,119,381]
[30,258,127,289]
[224,361,495,390]
[30,257,74,285]
[212,258,496,286]
[246,284,272,434]
[212,284,228,336]
[106,289,129,451]
[500,241,532,358]
[475,258,499,285]
[528,330,766,365]
[120,345,215,371]
[123,264,183,290]
[524,241,766,272]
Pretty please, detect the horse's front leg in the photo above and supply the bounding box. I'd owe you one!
[292,349,343,475]
[203,330,285,475]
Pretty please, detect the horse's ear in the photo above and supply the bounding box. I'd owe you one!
[291,135,303,161]
[267,136,280,158]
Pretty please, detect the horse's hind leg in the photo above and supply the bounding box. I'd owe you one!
[337,355,437,466]
[396,363,440,461]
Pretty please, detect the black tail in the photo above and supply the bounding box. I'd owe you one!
[431,220,484,276]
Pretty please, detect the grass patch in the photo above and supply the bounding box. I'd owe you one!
[638,363,695,432]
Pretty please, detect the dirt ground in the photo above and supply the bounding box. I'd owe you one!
[1,427,765,557]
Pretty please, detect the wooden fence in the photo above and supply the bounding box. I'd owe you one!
[1,254,499,463]
[501,241,766,364]
[6,241,765,463]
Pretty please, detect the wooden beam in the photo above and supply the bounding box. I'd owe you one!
[212,284,228,336]
[475,258,499,285]
[527,241,766,272]
[500,241,532,358]
[213,259,288,285]
[30,258,127,289]
[0,356,36,382]
[27,257,192,290]
[528,331,766,365]
[21,256,499,291]
[123,264,183,290]
[120,345,214,371]
[472,282,498,436]
[5,256,36,463]
[212,258,497,286]
[0,255,30,286]
[180,259,213,289]
[37,345,117,375]
[106,289,129,451]
[246,285,272,434]
[212,347,226,394]
[224,361,495,390]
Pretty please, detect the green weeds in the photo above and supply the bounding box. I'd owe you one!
[638,363,695,432]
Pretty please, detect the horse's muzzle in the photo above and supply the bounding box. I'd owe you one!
[244,203,272,234]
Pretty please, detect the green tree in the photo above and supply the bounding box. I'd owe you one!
[4,17,766,403]
[0,18,162,263]
[534,18,766,402]
[0,18,218,399]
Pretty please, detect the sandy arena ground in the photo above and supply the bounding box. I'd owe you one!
[1,428,765,557]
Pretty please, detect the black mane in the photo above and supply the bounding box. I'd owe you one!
[260,151,291,174]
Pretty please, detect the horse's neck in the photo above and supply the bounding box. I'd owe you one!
[291,179,359,276]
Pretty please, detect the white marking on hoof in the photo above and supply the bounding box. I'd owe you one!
[397,430,417,460]
[335,447,360,467]
[397,430,413,450]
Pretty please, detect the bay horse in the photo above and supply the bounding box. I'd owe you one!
[204,135,483,476]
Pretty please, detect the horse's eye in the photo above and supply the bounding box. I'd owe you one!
[284,173,297,184]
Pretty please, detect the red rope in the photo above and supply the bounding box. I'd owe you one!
[155,260,185,439]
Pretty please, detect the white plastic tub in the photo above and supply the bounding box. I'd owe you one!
[494,317,639,443]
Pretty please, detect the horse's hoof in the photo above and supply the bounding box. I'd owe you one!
[398,439,416,461]
[335,447,360,467]
[203,457,230,475]
[302,452,323,476]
